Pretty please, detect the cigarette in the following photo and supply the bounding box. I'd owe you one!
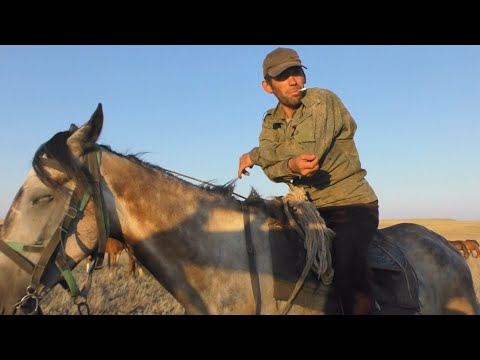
[297,88,306,92]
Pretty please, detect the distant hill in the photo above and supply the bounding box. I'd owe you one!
[379,219,480,240]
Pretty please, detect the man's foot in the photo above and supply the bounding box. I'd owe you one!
[352,292,375,315]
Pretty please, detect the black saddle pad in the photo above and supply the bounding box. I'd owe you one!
[269,226,420,314]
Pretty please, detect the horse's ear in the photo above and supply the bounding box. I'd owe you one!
[67,103,104,157]
[69,123,79,132]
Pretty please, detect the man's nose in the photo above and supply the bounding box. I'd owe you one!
[287,75,298,85]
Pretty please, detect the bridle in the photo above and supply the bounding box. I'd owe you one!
[0,147,109,315]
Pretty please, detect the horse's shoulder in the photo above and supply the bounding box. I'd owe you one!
[255,196,297,239]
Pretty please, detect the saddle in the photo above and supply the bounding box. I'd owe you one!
[265,198,420,315]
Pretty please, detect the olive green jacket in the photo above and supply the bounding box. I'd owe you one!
[249,88,377,208]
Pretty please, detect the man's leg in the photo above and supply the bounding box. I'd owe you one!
[319,202,379,315]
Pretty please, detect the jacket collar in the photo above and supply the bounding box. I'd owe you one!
[270,89,319,122]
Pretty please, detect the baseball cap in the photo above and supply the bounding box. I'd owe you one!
[263,47,307,78]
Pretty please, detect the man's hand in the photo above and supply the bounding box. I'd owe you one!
[238,153,254,179]
[288,154,320,177]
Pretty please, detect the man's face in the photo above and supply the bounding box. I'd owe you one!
[263,67,306,110]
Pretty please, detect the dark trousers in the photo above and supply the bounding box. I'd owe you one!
[317,201,379,315]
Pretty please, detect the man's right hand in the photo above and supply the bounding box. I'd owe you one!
[238,153,254,179]
[288,154,320,177]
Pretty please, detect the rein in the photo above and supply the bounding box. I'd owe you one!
[0,148,110,315]
[162,168,263,314]
[162,168,248,200]
[241,203,261,314]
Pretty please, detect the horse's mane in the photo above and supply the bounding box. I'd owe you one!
[100,145,244,198]
[32,129,93,195]
[32,131,264,203]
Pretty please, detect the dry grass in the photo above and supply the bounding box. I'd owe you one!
[41,258,185,315]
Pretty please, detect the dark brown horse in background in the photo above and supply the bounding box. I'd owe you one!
[449,240,480,260]
[85,237,143,278]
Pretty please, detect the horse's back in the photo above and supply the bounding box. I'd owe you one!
[380,223,479,314]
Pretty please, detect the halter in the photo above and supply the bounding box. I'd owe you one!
[0,147,110,315]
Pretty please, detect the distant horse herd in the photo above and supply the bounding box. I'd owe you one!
[449,239,480,260]
[0,220,477,278]
[100,237,475,277]
[5,221,478,273]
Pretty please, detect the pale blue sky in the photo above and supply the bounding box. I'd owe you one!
[0,45,479,220]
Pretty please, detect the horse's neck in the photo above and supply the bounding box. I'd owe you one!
[99,151,262,314]
[102,152,240,242]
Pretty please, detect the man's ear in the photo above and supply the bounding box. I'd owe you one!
[262,79,273,94]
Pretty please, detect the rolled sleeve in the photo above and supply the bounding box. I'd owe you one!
[249,147,261,165]
[263,159,296,182]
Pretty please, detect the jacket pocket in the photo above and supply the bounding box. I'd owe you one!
[294,121,316,143]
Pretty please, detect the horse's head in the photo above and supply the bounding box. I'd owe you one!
[0,104,106,314]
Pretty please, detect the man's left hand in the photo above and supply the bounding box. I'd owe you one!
[238,153,254,179]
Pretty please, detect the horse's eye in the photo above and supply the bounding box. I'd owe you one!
[32,195,54,205]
